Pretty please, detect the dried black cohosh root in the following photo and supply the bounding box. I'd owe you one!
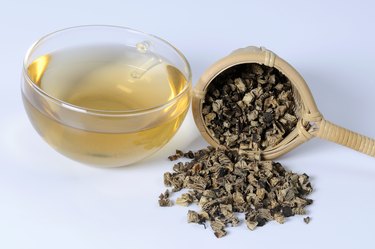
[168,150,184,161]
[303,216,311,224]
[158,189,172,207]
[159,147,313,238]
[202,63,298,150]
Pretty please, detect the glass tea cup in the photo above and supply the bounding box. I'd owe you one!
[21,25,192,167]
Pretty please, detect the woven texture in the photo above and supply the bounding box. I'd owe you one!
[317,119,375,157]
[192,46,375,159]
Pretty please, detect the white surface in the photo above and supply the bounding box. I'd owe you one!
[1,0,375,248]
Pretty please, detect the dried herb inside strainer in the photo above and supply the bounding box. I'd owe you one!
[159,148,313,238]
[202,63,298,150]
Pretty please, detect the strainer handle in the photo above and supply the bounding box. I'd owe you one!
[316,119,375,157]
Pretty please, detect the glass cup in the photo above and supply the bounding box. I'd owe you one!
[21,25,192,167]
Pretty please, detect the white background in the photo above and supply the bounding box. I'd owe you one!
[1,0,375,248]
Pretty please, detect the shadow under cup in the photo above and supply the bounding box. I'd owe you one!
[21,26,192,167]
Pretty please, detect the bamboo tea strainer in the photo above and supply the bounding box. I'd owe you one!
[192,46,375,159]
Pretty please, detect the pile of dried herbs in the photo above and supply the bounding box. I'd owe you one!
[159,147,313,238]
[202,63,298,150]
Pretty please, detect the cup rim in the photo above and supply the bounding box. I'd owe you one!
[22,25,192,116]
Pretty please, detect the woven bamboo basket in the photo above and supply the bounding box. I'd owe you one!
[192,46,375,159]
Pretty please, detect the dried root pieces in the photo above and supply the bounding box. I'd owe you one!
[159,147,313,238]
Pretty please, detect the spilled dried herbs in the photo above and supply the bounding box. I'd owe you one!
[159,148,313,238]
[158,189,172,207]
[303,216,311,224]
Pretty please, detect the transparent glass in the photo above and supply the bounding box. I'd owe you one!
[21,25,192,167]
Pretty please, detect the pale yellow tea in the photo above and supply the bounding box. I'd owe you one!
[23,44,190,166]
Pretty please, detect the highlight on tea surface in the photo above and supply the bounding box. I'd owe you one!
[202,63,298,151]
[23,43,190,166]
[159,147,313,238]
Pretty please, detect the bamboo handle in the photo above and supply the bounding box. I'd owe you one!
[316,119,375,157]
